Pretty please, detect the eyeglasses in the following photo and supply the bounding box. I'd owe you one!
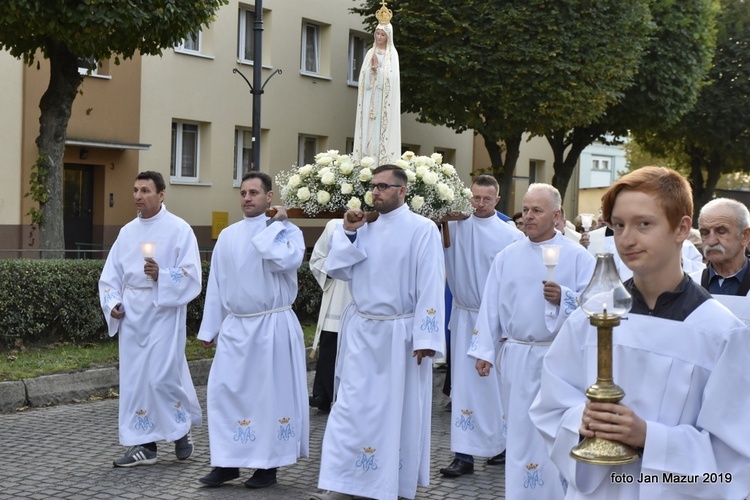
[371,183,404,192]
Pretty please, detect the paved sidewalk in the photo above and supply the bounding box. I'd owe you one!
[0,368,505,499]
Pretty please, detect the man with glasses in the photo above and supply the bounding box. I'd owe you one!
[439,175,523,478]
[312,165,445,500]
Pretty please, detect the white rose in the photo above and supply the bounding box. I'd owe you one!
[317,166,331,177]
[298,165,313,177]
[297,187,311,202]
[327,149,340,157]
[341,182,354,195]
[337,154,350,163]
[317,190,331,205]
[431,152,443,164]
[360,156,375,168]
[340,162,354,175]
[463,188,473,198]
[415,166,429,178]
[401,151,415,161]
[405,169,417,182]
[346,197,362,210]
[287,174,301,188]
[414,156,429,167]
[364,191,374,206]
[441,164,456,176]
[423,171,439,185]
[436,183,451,200]
[395,159,409,169]
[410,195,425,210]
[317,156,333,166]
[320,171,336,185]
[359,168,373,182]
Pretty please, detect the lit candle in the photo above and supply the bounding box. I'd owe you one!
[541,244,561,281]
[603,302,608,317]
[140,242,156,259]
[580,213,594,231]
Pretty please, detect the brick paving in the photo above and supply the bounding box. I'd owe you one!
[0,368,504,499]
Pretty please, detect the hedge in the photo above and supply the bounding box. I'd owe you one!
[0,259,321,348]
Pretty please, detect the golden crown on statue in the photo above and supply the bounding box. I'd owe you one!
[376,1,393,25]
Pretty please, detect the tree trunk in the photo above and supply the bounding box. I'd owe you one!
[547,128,595,204]
[482,132,522,216]
[36,42,81,258]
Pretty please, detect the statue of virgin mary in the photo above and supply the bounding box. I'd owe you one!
[352,2,401,165]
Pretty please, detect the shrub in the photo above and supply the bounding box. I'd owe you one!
[0,258,321,348]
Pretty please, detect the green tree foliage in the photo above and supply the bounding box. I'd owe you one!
[641,0,750,220]
[545,0,717,202]
[0,0,227,255]
[353,0,652,212]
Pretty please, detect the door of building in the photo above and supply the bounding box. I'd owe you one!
[63,164,94,258]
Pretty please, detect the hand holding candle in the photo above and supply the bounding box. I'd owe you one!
[580,213,594,232]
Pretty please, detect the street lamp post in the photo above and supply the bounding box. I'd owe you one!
[233,0,281,172]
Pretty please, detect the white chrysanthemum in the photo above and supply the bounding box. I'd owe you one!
[320,171,336,185]
[411,196,425,210]
[297,187,311,202]
[360,156,375,168]
[287,174,301,188]
[423,171,439,186]
[298,165,313,177]
[359,168,373,182]
[346,197,362,210]
[341,182,354,195]
[431,152,443,164]
[317,190,331,205]
[364,191,374,206]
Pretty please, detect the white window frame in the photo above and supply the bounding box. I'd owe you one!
[234,128,254,186]
[238,6,255,63]
[591,156,611,171]
[171,120,200,182]
[348,32,368,85]
[301,22,320,75]
[77,57,98,76]
[176,30,201,53]
[298,135,319,167]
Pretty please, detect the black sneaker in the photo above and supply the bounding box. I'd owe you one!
[199,467,240,487]
[244,467,277,489]
[113,445,157,467]
[175,431,194,460]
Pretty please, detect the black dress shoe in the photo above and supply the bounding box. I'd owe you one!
[486,451,506,465]
[199,467,240,487]
[309,395,331,413]
[244,467,278,489]
[439,459,474,477]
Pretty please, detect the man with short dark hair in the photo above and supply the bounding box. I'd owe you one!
[99,170,202,467]
[439,174,522,477]
[197,171,308,489]
[312,164,445,500]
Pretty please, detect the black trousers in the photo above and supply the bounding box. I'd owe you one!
[311,330,338,406]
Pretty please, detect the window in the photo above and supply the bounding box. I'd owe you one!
[345,137,355,155]
[171,121,200,181]
[591,156,611,171]
[301,22,320,74]
[348,33,368,84]
[529,160,544,184]
[177,30,201,53]
[298,135,318,166]
[77,57,98,76]
[234,128,255,184]
[238,6,255,63]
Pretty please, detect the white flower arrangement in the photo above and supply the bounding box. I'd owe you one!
[276,149,473,219]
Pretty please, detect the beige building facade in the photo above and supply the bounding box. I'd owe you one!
[0,0,474,254]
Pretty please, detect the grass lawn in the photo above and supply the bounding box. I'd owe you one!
[0,322,316,382]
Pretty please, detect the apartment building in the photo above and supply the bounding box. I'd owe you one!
[0,0,474,253]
